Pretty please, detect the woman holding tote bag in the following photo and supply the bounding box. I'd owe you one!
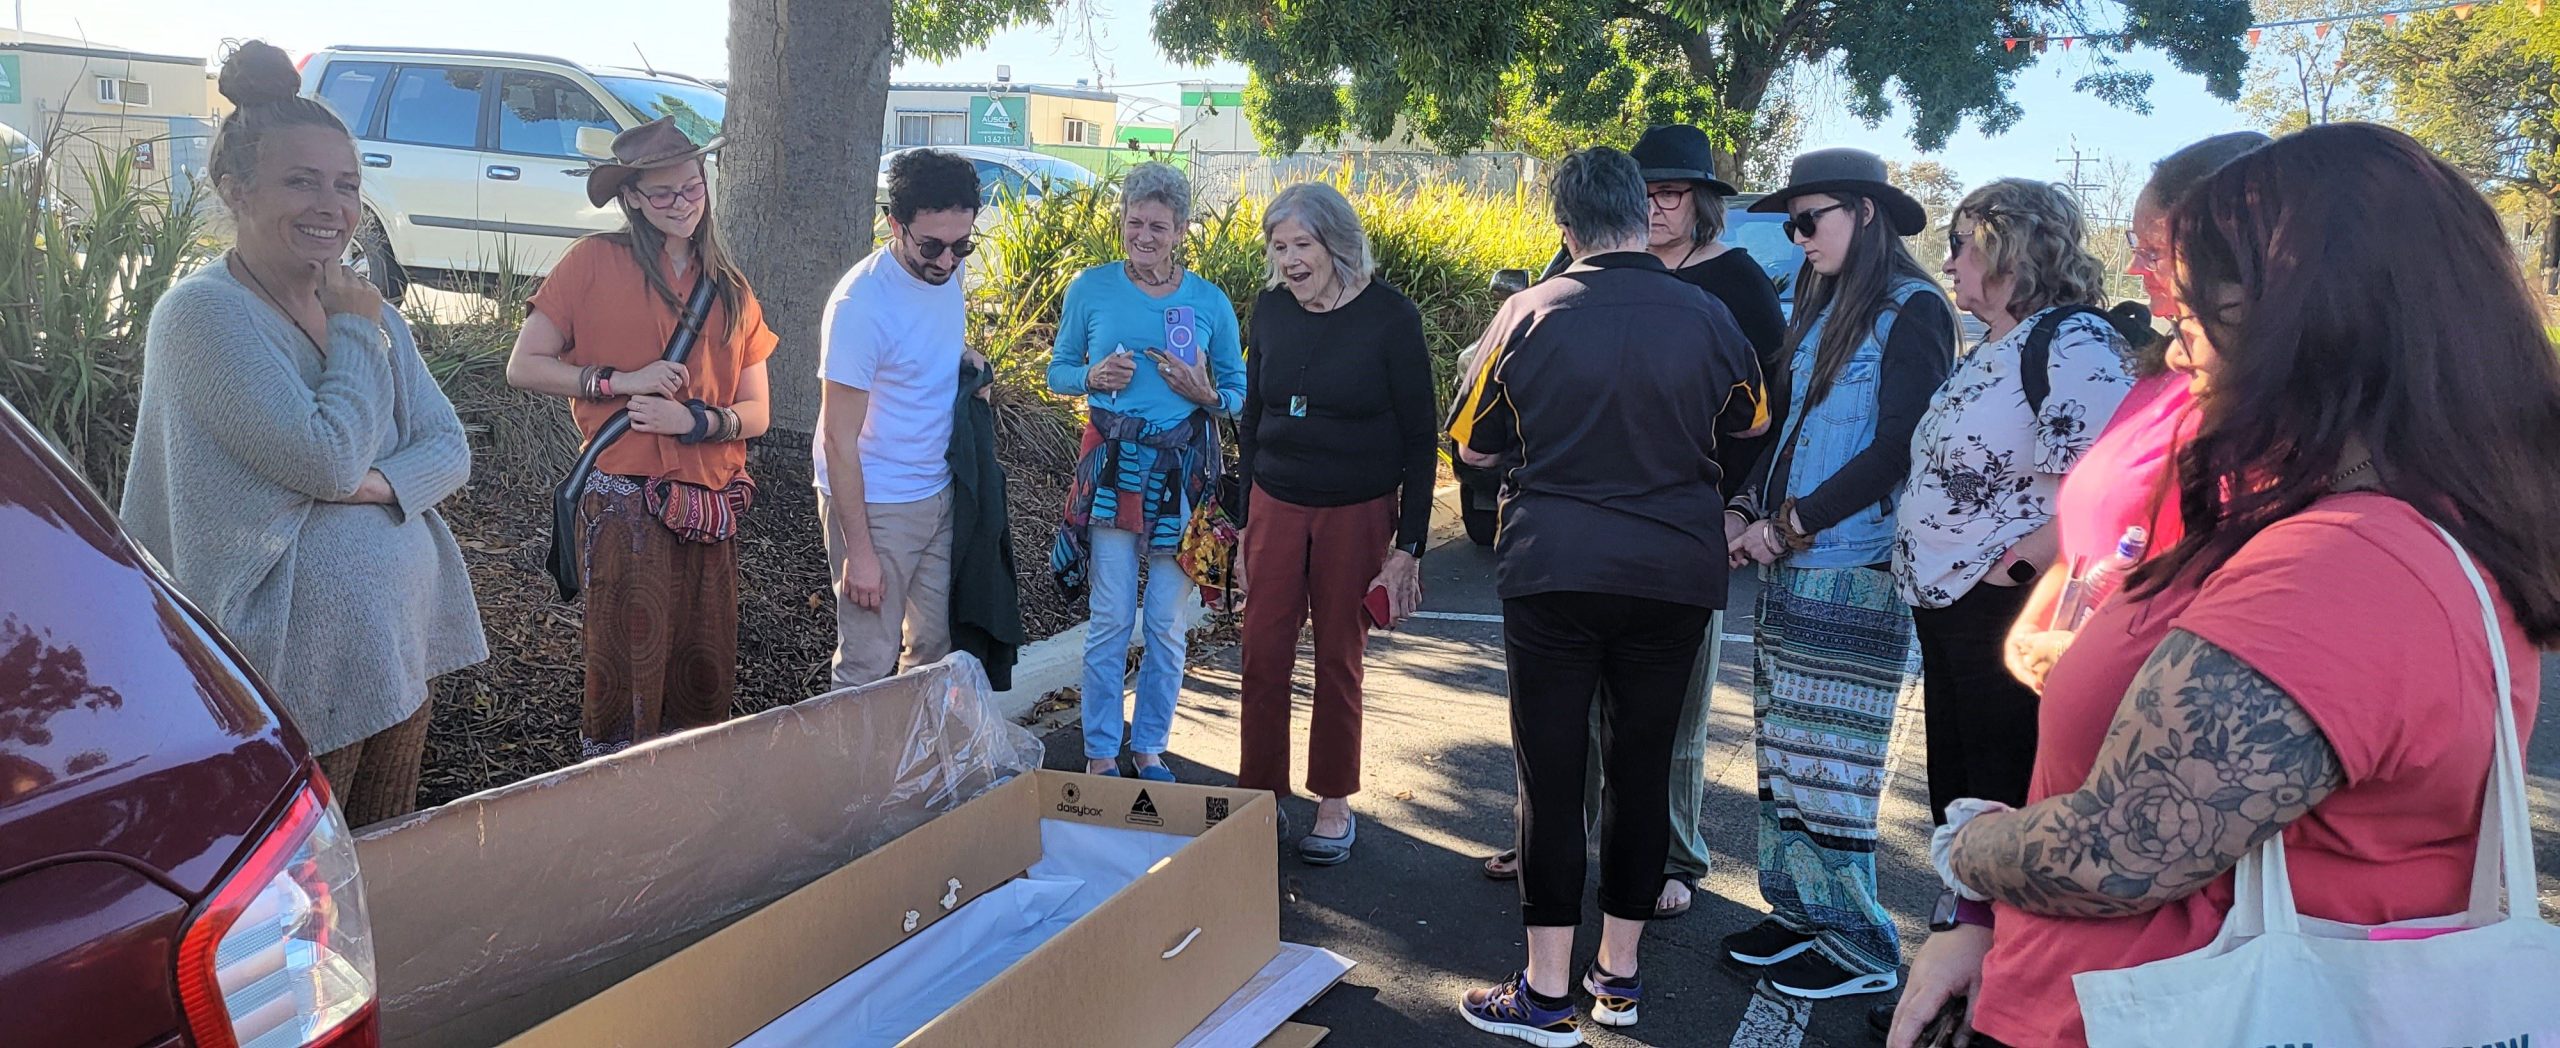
[1889,124,2560,1048]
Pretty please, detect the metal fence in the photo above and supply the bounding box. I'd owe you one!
[1178,148,1541,207]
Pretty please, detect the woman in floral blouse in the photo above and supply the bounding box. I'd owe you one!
[1894,178,2134,827]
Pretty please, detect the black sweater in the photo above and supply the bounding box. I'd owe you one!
[1238,282,1438,549]
[1682,249,1790,498]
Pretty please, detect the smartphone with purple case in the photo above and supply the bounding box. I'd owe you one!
[1164,305,1200,366]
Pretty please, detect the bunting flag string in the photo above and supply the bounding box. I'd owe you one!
[2001,0,2548,52]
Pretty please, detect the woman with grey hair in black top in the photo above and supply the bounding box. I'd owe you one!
[1235,181,1435,867]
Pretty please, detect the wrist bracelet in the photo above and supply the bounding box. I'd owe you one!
[578,365,598,400]
[598,367,617,399]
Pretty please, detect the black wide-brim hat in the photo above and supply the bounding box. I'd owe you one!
[1629,124,1739,197]
[587,116,725,208]
[1747,147,1928,236]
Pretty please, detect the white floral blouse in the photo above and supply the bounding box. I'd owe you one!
[1893,308,2136,609]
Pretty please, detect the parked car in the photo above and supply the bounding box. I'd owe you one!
[875,144,1098,215]
[0,395,379,1047]
[297,45,728,299]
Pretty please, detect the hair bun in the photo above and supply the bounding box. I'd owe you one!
[218,41,302,108]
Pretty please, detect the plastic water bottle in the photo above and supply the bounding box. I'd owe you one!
[2058,526,2149,630]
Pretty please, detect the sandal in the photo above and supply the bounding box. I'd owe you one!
[1482,848,1520,881]
[1655,874,1698,918]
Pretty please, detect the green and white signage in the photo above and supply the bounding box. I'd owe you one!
[969,95,1027,146]
[0,55,21,106]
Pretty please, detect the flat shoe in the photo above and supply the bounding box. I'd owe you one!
[1135,763,1176,783]
[1483,848,1520,881]
[1298,814,1356,865]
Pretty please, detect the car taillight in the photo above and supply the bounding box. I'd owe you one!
[178,780,380,1048]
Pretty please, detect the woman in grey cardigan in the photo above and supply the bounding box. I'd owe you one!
[121,41,485,827]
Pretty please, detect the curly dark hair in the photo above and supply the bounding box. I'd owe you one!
[885,149,981,225]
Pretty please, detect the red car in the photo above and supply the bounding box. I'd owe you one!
[0,395,380,1048]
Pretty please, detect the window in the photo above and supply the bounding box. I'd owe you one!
[95,78,152,107]
[497,71,616,158]
[316,62,392,136]
[972,160,1028,204]
[382,66,488,150]
[597,76,726,145]
[894,112,965,146]
[1062,117,1099,145]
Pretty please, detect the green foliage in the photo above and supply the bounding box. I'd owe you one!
[894,0,1058,61]
[967,171,1554,411]
[1155,0,2254,161]
[2349,5,2560,197]
[2236,0,2388,132]
[0,148,210,503]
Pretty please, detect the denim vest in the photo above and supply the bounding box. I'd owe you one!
[1765,277,1942,569]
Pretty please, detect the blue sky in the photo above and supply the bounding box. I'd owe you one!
[54,0,2252,206]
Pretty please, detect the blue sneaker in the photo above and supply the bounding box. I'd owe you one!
[1458,971,1582,1046]
[1580,961,1641,1027]
[1135,762,1176,783]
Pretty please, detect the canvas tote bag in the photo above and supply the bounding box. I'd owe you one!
[2073,522,2560,1048]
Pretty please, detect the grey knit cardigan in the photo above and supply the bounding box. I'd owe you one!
[121,264,487,754]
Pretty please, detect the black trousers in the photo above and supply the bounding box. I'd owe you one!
[1503,591,1714,927]
[1912,579,2041,825]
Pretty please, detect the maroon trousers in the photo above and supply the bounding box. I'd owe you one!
[1237,486,1393,799]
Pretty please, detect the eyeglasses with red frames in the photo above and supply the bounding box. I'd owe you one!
[1648,185,1694,210]
[636,180,707,210]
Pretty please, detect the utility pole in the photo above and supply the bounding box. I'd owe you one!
[2055,140,2104,203]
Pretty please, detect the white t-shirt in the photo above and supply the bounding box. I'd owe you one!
[814,248,963,503]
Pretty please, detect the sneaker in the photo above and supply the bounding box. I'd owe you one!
[1579,961,1642,1028]
[1723,918,1817,966]
[1458,972,1583,1047]
[1764,949,1899,1000]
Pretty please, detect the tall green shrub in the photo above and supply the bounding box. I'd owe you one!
[0,149,209,502]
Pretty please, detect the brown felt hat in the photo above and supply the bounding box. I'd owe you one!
[586,116,724,207]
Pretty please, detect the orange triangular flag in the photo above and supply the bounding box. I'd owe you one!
[2247,28,2264,46]
[2382,12,2398,28]
[2455,2,2475,17]
[2315,21,2332,39]
[2061,36,2074,49]
[2004,37,2018,51]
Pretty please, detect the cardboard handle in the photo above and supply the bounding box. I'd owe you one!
[1161,927,1203,960]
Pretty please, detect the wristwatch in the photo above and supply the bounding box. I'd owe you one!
[1930,888,1994,932]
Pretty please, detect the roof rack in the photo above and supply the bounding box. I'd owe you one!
[323,45,590,71]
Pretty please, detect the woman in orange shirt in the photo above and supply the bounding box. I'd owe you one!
[506,117,779,756]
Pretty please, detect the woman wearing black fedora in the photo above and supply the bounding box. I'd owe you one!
[505,116,781,756]
[1484,124,1784,921]
[1721,147,1956,999]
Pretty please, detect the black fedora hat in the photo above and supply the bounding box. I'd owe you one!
[1629,124,1738,197]
[1746,147,1927,236]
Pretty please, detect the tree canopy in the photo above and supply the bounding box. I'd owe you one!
[1152,0,2254,171]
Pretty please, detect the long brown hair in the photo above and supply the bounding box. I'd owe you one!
[592,161,750,340]
[2134,122,2560,642]
[209,42,350,194]
[1781,191,1948,411]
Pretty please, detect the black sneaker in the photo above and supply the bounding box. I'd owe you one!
[1764,949,1899,1000]
[1579,960,1641,1028]
[1722,918,1817,966]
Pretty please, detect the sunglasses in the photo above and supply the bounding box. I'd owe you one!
[1786,202,1849,240]
[1948,229,1972,259]
[635,180,707,209]
[1648,185,1693,210]
[905,230,977,260]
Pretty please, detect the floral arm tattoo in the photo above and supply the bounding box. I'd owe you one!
[1949,629,2347,919]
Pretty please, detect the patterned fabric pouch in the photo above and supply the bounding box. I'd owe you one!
[643,474,756,544]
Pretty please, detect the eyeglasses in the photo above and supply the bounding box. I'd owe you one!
[1648,185,1693,210]
[1786,202,1849,240]
[2125,228,2164,271]
[636,180,707,209]
[904,229,976,260]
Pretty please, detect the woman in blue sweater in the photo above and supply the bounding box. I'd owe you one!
[1047,162,1247,781]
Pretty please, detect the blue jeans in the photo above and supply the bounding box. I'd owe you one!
[1081,527,1191,760]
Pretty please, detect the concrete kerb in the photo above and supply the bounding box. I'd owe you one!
[989,481,1470,722]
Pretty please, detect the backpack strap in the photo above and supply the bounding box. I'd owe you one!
[2020,302,2153,413]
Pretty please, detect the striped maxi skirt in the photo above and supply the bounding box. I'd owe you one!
[1751,563,1918,976]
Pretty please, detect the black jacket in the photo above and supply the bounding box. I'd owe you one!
[947,361,1024,689]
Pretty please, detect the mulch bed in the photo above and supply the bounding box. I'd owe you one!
[416,370,1086,808]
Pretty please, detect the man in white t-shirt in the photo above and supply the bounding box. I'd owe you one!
[816,149,979,687]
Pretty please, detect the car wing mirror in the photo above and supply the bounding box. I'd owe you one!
[1490,268,1531,297]
[576,126,618,161]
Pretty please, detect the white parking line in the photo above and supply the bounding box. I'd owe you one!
[1406,611,1505,624]
[1727,990,1812,1048]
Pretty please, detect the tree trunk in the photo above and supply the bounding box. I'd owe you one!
[723,0,894,434]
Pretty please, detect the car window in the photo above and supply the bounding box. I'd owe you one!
[497,71,616,159]
[316,61,392,136]
[383,66,488,150]
[597,77,726,146]
[1724,210,1804,300]
[1017,156,1096,191]
[973,160,1028,204]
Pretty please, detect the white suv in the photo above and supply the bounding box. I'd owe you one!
[296,46,726,298]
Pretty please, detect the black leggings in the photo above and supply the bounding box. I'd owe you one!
[1503,591,1713,926]
[1913,580,2041,824]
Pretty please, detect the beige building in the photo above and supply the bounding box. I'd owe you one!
[0,32,214,209]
